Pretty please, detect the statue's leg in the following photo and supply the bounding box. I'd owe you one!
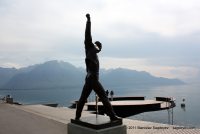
[92,80,116,118]
[75,79,92,119]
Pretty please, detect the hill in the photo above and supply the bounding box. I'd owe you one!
[100,68,183,87]
[0,60,184,89]
[0,67,17,87]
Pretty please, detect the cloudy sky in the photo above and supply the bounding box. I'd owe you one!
[0,0,200,82]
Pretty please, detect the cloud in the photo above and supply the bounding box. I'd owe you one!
[0,0,200,82]
[94,0,200,37]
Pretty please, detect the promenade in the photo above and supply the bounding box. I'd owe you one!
[0,102,199,134]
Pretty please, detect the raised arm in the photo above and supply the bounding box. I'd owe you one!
[84,14,93,49]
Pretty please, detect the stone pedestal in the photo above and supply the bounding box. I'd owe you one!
[68,115,126,134]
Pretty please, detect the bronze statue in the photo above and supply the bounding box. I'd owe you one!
[75,14,121,121]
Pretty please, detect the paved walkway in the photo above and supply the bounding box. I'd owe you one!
[0,103,67,134]
[124,119,199,134]
[0,103,200,134]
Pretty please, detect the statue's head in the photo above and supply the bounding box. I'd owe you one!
[95,41,102,52]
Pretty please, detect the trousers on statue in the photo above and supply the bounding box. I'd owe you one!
[75,74,116,119]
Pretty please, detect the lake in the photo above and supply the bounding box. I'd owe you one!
[0,83,199,128]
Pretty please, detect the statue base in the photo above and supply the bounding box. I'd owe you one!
[68,115,126,134]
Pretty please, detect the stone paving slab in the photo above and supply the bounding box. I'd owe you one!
[124,119,199,134]
[0,103,67,134]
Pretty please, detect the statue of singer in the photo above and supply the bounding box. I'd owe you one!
[75,14,121,121]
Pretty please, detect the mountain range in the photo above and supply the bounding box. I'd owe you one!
[0,60,184,90]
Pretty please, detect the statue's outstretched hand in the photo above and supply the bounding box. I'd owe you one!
[86,14,90,20]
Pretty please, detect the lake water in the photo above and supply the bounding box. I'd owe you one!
[0,83,199,128]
